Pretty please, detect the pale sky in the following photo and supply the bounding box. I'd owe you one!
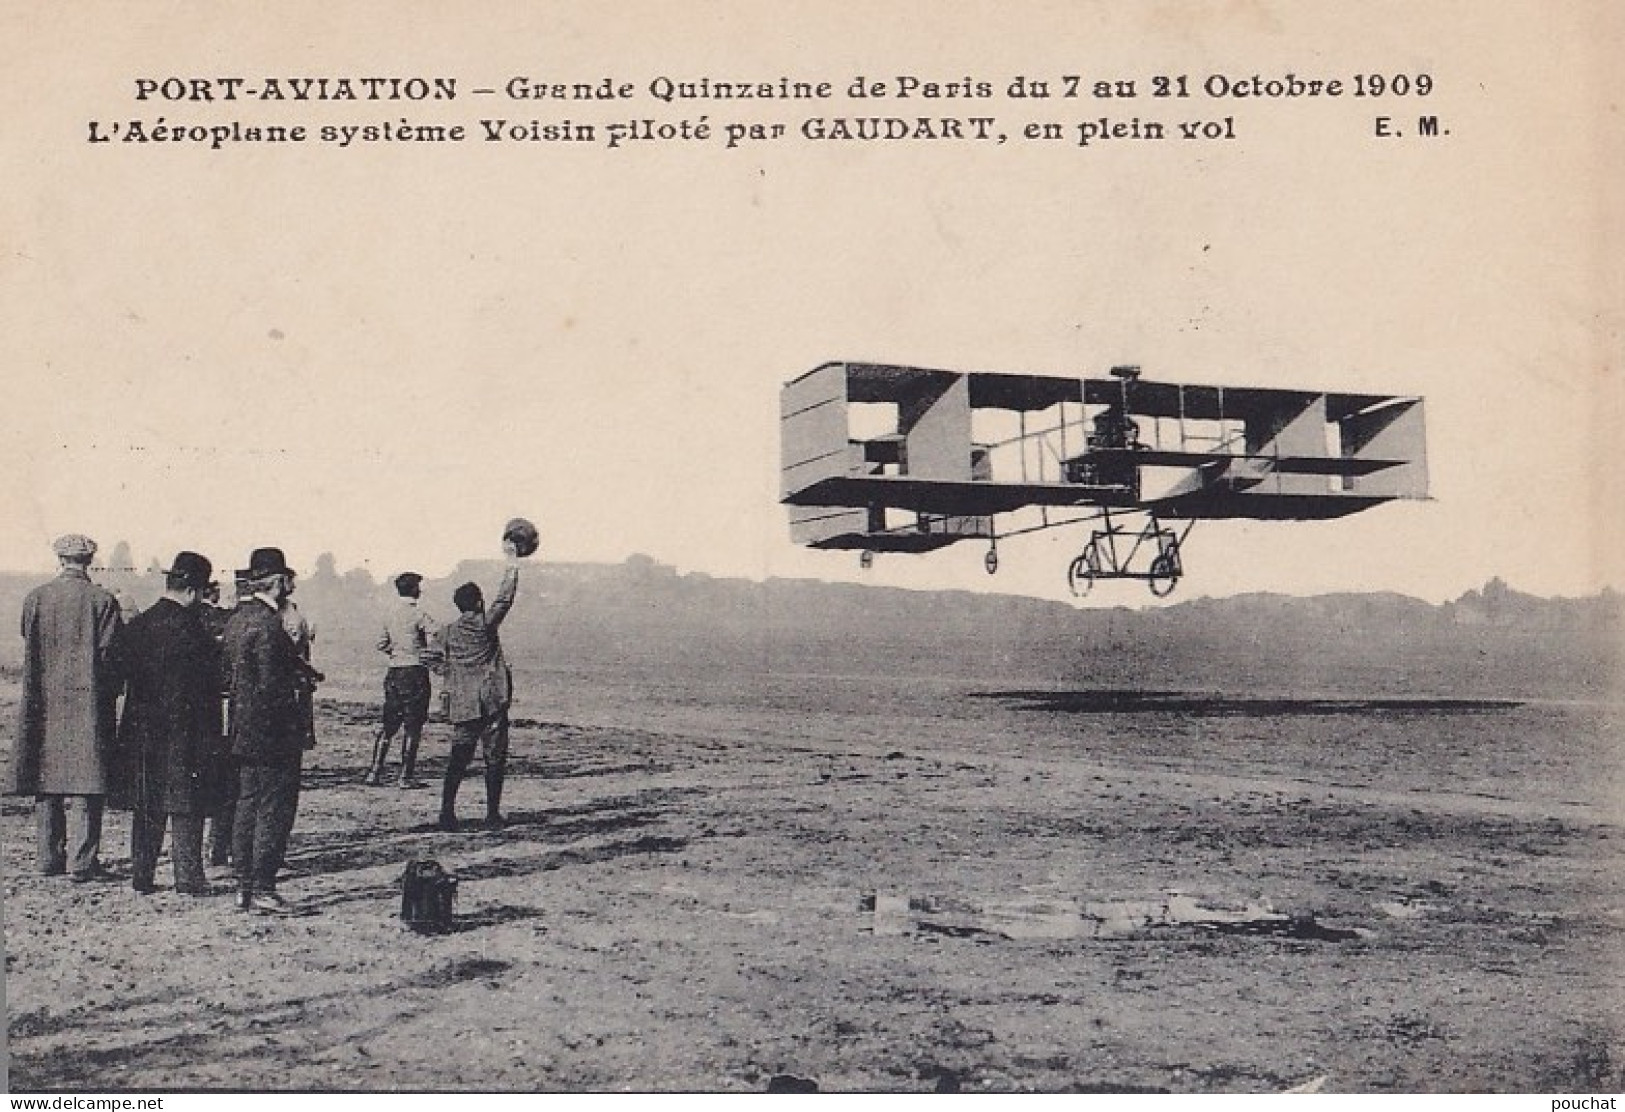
[2,2,1619,605]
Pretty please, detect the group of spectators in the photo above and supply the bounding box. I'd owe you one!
[8,533,528,914]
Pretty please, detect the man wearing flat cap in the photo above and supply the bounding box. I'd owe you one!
[113,552,227,894]
[9,534,124,880]
[221,547,309,914]
[366,571,440,788]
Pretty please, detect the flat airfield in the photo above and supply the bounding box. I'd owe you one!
[4,666,1623,1093]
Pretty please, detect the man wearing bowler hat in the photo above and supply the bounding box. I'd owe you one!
[113,551,227,895]
[222,547,310,913]
[8,534,124,880]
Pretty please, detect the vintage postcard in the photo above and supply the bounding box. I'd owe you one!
[2,1,1619,1100]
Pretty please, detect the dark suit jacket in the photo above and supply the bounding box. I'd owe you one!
[223,598,304,765]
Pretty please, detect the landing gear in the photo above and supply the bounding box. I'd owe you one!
[1066,512,1191,598]
[984,545,999,575]
[859,550,874,570]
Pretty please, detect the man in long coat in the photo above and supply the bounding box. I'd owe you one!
[9,534,123,879]
[222,547,309,914]
[437,541,525,831]
[112,551,225,895]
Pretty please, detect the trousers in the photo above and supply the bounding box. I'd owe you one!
[232,757,302,892]
[131,807,207,891]
[35,794,104,875]
[440,710,509,821]
[209,758,240,865]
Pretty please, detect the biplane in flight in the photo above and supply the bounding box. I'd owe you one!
[780,361,1427,596]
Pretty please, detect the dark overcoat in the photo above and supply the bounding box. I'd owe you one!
[110,598,226,816]
[222,599,305,765]
[9,568,124,796]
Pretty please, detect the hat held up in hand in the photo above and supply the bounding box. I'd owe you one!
[502,518,540,558]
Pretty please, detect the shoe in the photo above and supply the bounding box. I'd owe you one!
[235,888,254,912]
[362,771,383,787]
[437,814,460,833]
[397,779,428,790]
[249,891,295,915]
[483,813,507,830]
[131,878,158,895]
[70,865,118,884]
[176,883,214,897]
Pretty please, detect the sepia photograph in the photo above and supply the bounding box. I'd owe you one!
[1,0,1620,1099]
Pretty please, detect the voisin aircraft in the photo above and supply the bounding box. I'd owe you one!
[780,361,1428,597]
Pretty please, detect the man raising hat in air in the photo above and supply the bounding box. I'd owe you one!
[222,547,310,913]
[438,536,529,831]
[366,572,440,788]
[8,534,124,880]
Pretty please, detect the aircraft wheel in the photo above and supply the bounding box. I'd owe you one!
[859,550,874,570]
[1148,553,1179,597]
[984,548,999,575]
[1067,554,1094,597]
[1069,541,1101,597]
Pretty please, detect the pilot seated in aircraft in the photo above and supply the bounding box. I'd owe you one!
[1068,405,1143,493]
[1091,405,1140,451]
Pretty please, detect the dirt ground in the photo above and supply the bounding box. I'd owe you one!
[5,667,1624,1093]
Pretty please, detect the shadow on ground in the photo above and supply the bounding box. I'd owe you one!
[975,689,1523,716]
